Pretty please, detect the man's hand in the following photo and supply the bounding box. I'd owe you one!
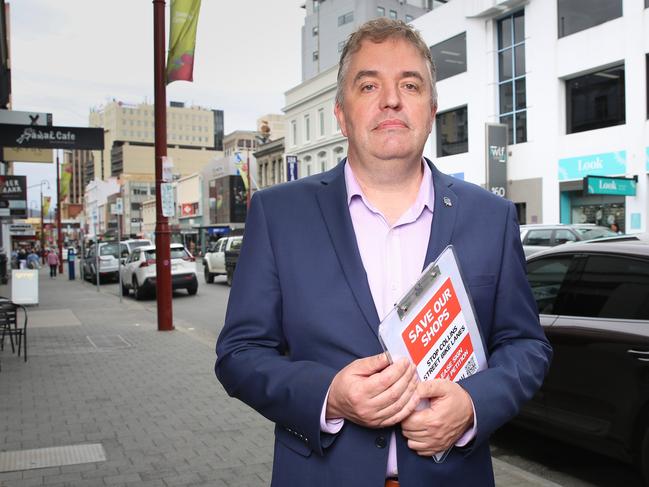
[401,380,474,456]
[326,354,420,428]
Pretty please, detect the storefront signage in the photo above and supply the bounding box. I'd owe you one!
[0,176,28,219]
[2,147,53,163]
[559,151,626,181]
[181,202,198,217]
[9,223,35,236]
[0,123,104,150]
[0,109,52,126]
[584,175,637,196]
[485,123,508,198]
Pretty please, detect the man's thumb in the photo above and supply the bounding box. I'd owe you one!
[354,353,391,375]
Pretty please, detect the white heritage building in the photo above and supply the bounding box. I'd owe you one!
[411,0,648,232]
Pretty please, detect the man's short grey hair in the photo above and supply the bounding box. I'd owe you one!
[335,18,438,110]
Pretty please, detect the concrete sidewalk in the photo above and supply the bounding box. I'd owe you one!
[0,268,558,486]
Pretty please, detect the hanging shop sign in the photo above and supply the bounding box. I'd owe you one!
[583,175,637,196]
[0,175,27,219]
[0,123,104,150]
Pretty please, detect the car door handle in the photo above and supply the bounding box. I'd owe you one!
[627,349,649,362]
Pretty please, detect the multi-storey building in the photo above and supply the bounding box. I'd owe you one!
[63,149,91,206]
[301,0,434,81]
[411,0,648,233]
[88,100,224,180]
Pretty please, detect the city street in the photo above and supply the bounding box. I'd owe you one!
[1,262,640,486]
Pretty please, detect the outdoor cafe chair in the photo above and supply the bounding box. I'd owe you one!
[0,296,28,363]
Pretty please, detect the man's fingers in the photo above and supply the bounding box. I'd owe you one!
[375,372,420,426]
[365,358,411,397]
[351,352,391,376]
[416,378,452,399]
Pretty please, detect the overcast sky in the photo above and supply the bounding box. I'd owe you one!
[8,0,305,204]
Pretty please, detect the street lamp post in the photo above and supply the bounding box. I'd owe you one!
[28,179,50,263]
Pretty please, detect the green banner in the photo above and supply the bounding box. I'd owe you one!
[166,0,202,84]
[584,176,637,196]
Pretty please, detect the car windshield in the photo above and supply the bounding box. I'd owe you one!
[143,247,188,261]
[230,238,243,251]
[100,244,119,257]
[574,227,617,240]
[130,241,150,250]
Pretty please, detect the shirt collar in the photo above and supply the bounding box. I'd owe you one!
[344,160,435,218]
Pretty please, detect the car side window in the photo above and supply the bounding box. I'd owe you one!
[130,250,140,263]
[554,229,578,245]
[218,239,226,252]
[556,255,649,320]
[526,256,573,314]
[524,230,552,246]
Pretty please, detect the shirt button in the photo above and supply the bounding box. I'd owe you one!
[375,435,387,449]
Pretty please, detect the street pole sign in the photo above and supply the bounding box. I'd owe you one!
[286,155,298,182]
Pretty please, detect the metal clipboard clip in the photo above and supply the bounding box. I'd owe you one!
[396,263,440,320]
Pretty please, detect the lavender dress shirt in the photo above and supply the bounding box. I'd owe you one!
[320,161,476,477]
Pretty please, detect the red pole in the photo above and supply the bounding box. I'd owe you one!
[153,0,173,331]
[56,151,64,274]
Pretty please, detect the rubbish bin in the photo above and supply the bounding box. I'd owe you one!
[67,248,76,280]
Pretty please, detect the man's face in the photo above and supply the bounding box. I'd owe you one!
[335,38,436,163]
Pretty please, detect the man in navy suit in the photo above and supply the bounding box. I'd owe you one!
[216,18,551,487]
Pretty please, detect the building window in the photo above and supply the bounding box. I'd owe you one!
[389,10,397,20]
[313,0,320,12]
[406,14,414,23]
[377,6,385,16]
[318,108,325,137]
[497,10,527,144]
[313,50,319,61]
[435,106,468,157]
[338,41,346,53]
[558,0,622,38]
[430,32,466,82]
[566,64,625,134]
[291,120,297,145]
[312,26,318,36]
[338,11,354,26]
[304,114,311,142]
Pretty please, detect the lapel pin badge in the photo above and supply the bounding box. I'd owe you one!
[443,196,452,207]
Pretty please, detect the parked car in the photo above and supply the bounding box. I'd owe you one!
[120,239,153,259]
[520,223,617,257]
[203,235,243,283]
[517,236,649,484]
[120,243,198,300]
[224,237,243,286]
[83,242,121,283]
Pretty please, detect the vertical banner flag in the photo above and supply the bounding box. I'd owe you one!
[60,162,72,202]
[42,196,51,217]
[234,153,249,191]
[166,0,202,84]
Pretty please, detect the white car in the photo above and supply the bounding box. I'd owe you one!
[203,235,242,283]
[120,243,198,300]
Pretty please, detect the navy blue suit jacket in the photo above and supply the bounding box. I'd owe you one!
[216,160,552,487]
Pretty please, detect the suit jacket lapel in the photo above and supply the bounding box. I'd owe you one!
[424,159,458,267]
[316,161,381,336]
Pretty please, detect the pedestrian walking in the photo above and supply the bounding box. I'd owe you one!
[47,250,59,278]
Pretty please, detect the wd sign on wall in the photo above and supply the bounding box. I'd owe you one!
[485,123,508,199]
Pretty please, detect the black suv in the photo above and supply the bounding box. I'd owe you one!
[519,236,649,484]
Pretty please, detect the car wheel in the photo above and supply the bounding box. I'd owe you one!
[121,282,129,296]
[187,284,198,296]
[133,278,144,300]
[204,266,214,284]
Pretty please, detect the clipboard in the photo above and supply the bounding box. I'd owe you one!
[378,245,487,461]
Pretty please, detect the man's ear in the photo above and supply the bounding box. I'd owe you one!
[334,102,348,137]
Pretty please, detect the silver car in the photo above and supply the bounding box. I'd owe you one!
[520,223,617,257]
[83,242,121,283]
